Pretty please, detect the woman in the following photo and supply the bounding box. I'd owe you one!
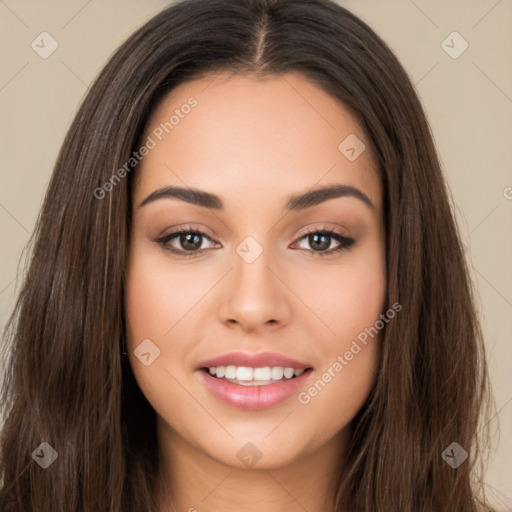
[0,0,497,510]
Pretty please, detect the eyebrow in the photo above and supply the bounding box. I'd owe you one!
[138,183,374,211]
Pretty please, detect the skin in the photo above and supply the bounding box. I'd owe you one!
[125,71,386,512]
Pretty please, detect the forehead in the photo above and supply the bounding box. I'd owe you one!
[135,71,381,212]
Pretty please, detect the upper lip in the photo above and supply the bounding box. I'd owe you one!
[198,351,312,370]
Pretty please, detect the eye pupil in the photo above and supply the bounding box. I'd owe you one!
[310,233,330,251]
[181,233,202,250]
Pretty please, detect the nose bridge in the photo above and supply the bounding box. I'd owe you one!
[218,234,290,331]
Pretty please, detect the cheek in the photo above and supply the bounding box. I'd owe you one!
[299,281,385,433]
[299,244,387,343]
[336,267,386,339]
[297,242,386,411]
[124,246,184,399]
[124,247,192,413]
[124,245,206,345]
[125,268,175,343]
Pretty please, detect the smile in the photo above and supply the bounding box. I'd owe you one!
[204,365,305,385]
[196,351,314,410]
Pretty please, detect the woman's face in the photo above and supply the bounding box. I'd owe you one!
[125,71,386,470]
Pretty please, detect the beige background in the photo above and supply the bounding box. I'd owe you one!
[0,0,511,509]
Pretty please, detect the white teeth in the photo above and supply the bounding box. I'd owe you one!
[271,367,284,379]
[236,366,254,381]
[253,367,271,380]
[225,365,237,379]
[283,367,295,379]
[206,365,306,382]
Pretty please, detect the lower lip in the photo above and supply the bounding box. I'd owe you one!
[198,369,313,410]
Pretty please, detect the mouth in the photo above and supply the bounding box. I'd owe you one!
[200,365,313,386]
[196,351,314,410]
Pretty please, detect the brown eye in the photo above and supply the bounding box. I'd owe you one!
[308,233,331,251]
[155,228,218,257]
[178,232,203,251]
[293,229,355,256]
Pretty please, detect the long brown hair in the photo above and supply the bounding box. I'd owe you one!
[0,0,497,510]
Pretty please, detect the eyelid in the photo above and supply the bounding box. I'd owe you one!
[295,224,350,240]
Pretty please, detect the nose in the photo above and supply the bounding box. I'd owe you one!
[217,243,292,334]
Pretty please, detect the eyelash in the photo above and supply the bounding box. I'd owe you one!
[155,225,355,259]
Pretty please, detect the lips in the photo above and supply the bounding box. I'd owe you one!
[196,351,314,410]
[197,351,312,370]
